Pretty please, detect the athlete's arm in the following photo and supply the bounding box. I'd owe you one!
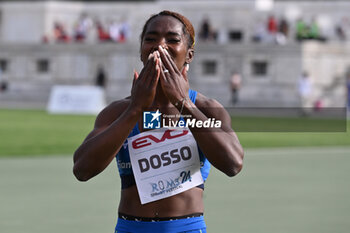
[73,52,161,181]
[158,45,243,177]
[183,94,244,177]
[73,100,139,181]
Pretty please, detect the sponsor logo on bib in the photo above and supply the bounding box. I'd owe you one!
[128,127,203,204]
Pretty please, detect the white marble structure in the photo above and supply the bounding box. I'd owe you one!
[0,0,348,108]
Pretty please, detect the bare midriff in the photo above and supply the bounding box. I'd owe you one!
[118,186,204,218]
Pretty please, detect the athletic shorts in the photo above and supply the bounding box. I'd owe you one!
[115,215,207,233]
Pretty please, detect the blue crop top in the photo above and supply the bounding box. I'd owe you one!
[115,89,211,189]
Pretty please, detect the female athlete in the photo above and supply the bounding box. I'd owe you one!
[73,10,244,233]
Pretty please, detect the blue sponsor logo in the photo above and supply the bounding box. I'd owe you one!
[143,110,161,129]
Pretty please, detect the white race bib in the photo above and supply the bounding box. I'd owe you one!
[128,127,203,204]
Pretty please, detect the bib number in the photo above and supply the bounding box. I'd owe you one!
[128,128,203,204]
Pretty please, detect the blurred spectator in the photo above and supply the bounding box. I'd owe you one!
[95,20,111,42]
[95,66,107,88]
[0,67,8,92]
[267,15,277,34]
[217,28,228,44]
[276,33,286,45]
[53,21,70,43]
[252,21,266,43]
[230,71,242,105]
[335,24,346,41]
[199,17,214,41]
[266,15,278,43]
[0,81,7,92]
[296,18,308,41]
[296,17,326,42]
[298,71,313,115]
[335,17,348,41]
[279,18,289,37]
[42,35,49,43]
[109,20,121,42]
[276,18,289,44]
[119,18,130,43]
[0,66,2,90]
[313,99,323,112]
[309,18,320,40]
[347,73,350,109]
[74,13,93,42]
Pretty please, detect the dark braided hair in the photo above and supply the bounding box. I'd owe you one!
[140,10,195,49]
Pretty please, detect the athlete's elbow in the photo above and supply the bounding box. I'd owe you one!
[73,163,92,182]
[73,168,87,182]
[225,160,243,177]
[226,151,244,177]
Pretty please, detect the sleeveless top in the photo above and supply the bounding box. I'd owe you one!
[115,89,211,189]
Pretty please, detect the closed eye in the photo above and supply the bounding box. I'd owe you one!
[168,39,181,43]
[144,37,156,42]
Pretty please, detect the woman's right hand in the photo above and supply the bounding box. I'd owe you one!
[130,51,160,111]
[73,53,160,181]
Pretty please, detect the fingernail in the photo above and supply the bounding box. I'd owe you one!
[158,45,163,50]
[156,51,160,57]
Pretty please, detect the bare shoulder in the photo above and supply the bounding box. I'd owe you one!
[81,97,131,142]
[195,92,226,115]
[94,97,131,128]
[194,92,232,131]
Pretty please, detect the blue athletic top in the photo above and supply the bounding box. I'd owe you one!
[115,89,211,189]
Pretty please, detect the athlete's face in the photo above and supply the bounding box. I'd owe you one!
[140,15,193,71]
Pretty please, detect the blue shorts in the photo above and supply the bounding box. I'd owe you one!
[115,216,207,233]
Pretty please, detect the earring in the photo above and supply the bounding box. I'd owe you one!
[185,63,190,72]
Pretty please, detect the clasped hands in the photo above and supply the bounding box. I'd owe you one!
[130,45,190,111]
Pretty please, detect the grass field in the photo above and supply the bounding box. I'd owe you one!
[0,147,349,233]
[0,109,95,156]
[0,109,349,156]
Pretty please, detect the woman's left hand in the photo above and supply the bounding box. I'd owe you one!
[158,45,189,106]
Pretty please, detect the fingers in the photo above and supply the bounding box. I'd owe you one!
[144,53,155,78]
[133,51,161,91]
[132,69,139,86]
[159,64,167,87]
[138,52,155,81]
[145,53,158,86]
[134,70,139,79]
[144,51,161,87]
[150,63,161,90]
[159,57,171,88]
[158,45,178,75]
[151,56,161,87]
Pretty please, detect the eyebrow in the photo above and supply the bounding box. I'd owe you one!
[145,31,181,37]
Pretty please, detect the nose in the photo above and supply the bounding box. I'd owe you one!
[153,38,168,52]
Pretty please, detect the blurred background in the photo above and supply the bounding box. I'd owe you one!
[0,1,349,233]
[0,0,349,109]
